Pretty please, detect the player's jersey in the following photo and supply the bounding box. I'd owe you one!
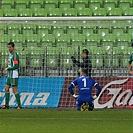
[129,53,133,64]
[8,51,19,78]
[71,76,97,97]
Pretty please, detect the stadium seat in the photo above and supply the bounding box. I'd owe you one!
[52,29,64,37]
[112,28,124,37]
[104,3,115,13]
[123,8,133,16]
[0,10,3,17]
[33,8,47,17]
[119,2,130,13]
[89,3,101,11]
[37,29,49,37]
[45,0,59,7]
[4,9,18,17]
[60,3,71,13]
[15,3,27,12]
[82,29,94,37]
[89,0,103,6]
[78,8,92,16]
[25,34,40,43]
[41,34,55,44]
[74,3,86,11]
[128,28,133,36]
[74,0,88,6]
[2,0,14,7]
[18,9,33,17]
[30,0,44,5]
[44,3,56,11]
[1,4,12,12]
[47,8,62,17]
[101,34,116,44]
[22,29,34,36]
[119,0,132,6]
[97,28,109,37]
[93,8,107,16]
[104,0,118,6]
[108,8,122,16]
[15,0,29,7]
[59,0,73,7]
[56,34,71,44]
[67,28,79,36]
[62,8,77,16]
[117,34,132,43]
[8,29,20,37]
[71,34,86,44]
[30,3,42,11]
[11,34,25,43]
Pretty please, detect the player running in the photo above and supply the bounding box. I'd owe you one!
[68,68,101,111]
[1,42,21,109]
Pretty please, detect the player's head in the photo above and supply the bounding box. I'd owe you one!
[7,42,15,53]
[80,68,88,76]
[81,49,88,58]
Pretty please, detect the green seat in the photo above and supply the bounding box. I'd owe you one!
[104,0,118,6]
[18,9,32,17]
[59,0,73,6]
[74,3,86,11]
[4,9,18,17]
[56,34,70,44]
[117,34,132,43]
[108,8,122,16]
[48,8,62,17]
[78,8,92,16]
[8,23,21,31]
[104,3,115,13]
[89,3,101,11]
[90,0,103,6]
[33,8,47,17]
[123,8,133,16]
[74,0,88,6]
[60,3,71,13]
[22,29,34,36]
[26,34,40,43]
[93,8,107,16]
[101,34,116,44]
[52,29,64,37]
[128,28,133,36]
[15,0,29,7]
[82,29,94,37]
[0,34,10,43]
[62,8,77,16]
[37,29,49,37]
[15,3,27,12]
[112,28,124,37]
[119,2,130,12]
[1,4,12,12]
[44,3,56,11]
[11,34,25,43]
[71,34,86,44]
[2,0,14,6]
[86,34,100,45]
[30,0,44,5]
[30,3,42,11]
[67,29,79,37]
[0,10,4,17]
[119,0,132,6]
[45,0,59,7]
[97,28,109,37]
[8,29,20,37]
[41,34,55,44]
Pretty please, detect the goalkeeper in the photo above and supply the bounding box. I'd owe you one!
[68,68,101,111]
[71,49,92,77]
[1,42,21,109]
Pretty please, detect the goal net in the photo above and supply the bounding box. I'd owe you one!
[0,17,133,109]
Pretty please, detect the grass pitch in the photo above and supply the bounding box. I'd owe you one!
[0,108,132,133]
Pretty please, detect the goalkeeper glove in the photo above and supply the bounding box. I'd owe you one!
[93,95,97,100]
[73,94,78,99]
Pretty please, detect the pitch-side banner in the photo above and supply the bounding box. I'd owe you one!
[0,77,64,108]
[93,77,133,109]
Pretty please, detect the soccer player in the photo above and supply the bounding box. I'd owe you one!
[68,68,101,111]
[1,42,21,109]
[71,49,92,77]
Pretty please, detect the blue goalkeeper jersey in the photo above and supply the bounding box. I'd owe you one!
[68,75,101,97]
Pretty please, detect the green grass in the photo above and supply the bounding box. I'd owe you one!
[0,109,133,133]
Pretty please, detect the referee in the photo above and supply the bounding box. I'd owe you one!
[71,49,92,77]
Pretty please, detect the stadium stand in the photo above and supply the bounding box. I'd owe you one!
[0,0,133,77]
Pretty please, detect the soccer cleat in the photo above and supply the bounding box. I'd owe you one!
[15,106,22,110]
[81,102,89,111]
[1,105,9,109]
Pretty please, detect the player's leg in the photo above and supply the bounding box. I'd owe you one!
[12,78,21,109]
[76,101,81,111]
[1,77,11,109]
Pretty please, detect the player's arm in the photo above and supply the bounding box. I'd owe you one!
[71,56,81,67]
[68,79,78,99]
[93,82,102,100]
[8,53,19,70]
[128,54,133,75]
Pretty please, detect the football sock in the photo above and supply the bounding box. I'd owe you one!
[5,92,10,107]
[15,93,21,107]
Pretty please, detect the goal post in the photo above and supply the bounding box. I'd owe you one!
[0,16,133,109]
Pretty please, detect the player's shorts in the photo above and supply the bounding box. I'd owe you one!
[6,77,18,86]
